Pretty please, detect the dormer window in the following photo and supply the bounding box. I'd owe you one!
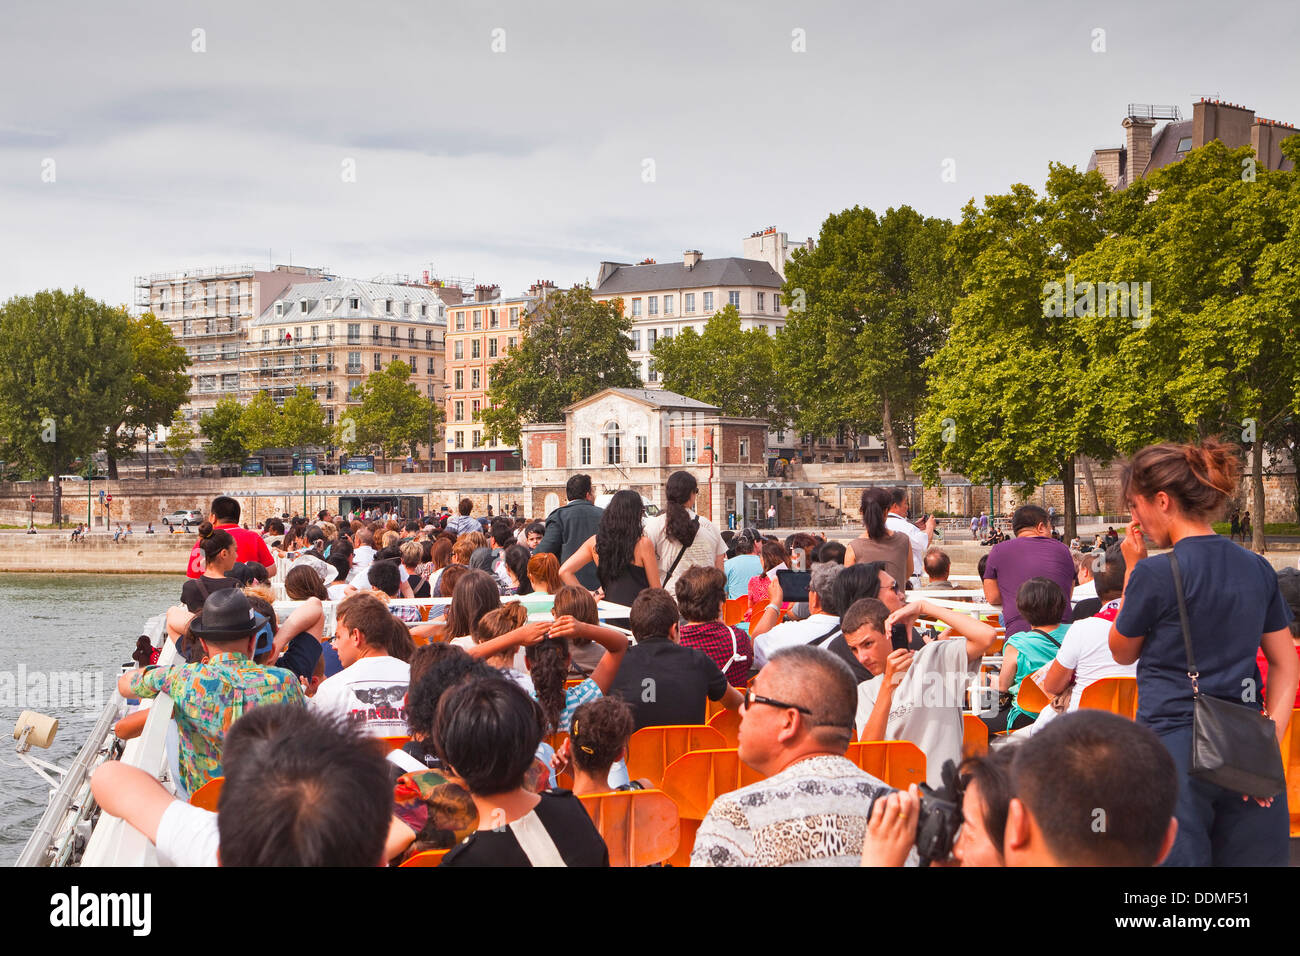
[1176,136,1193,153]
[275,302,284,317]
[300,299,309,313]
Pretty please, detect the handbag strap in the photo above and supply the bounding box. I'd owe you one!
[663,516,701,583]
[1029,627,1063,649]
[1167,551,1200,695]
[509,806,567,867]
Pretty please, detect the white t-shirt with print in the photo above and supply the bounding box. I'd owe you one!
[311,655,411,736]
[645,510,727,595]
[1031,611,1137,733]
[855,638,976,788]
[155,801,220,867]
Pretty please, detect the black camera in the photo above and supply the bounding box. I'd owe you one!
[866,759,963,866]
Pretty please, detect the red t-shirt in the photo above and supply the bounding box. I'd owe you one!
[186,523,275,577]
[1255,645,1300,710]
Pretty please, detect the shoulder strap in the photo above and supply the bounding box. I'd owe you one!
[1167,551,1199,692]
[508,805,567,867]
[194,575,213,601]
[1029,627,1063,649]
[663,516,702,583]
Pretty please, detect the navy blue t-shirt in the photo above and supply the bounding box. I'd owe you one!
[1115,535,1292,735]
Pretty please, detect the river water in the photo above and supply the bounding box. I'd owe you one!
[0,573,178,866]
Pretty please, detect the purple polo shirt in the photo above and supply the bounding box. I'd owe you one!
[983,535,1075,637]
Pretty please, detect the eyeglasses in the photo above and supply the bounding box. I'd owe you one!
[742,688,813,716]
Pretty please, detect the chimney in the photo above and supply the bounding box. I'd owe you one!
[528,279,556,301]
[683,250,703,271]
[473,283,500,302]
[1122,115,1157,182]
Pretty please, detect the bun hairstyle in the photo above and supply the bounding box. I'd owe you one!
[569,697,636,775]
[664,471,700,545]
[1122,439,1241,520]
[859,487,892,541]
[473,602,529,645]
[197,521,235,562]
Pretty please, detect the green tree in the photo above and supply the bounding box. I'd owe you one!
[199,396,249,465]
[911,164,1113,542]
[651,305,789,421]
[240,390,280,454]
[164,410,197,475]
[275,386,332,450]
[339,361,441,472]
[0,289,131,522]
[780,205,956,474]
[480,287,641,447]
[1075,138,1300,551]
[102,311,191,478]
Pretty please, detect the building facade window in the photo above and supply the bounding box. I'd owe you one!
[647,329,657,349]
[685,293,695,313]
[605,423,621,464]
[648,296,658,316]
[636,434,648,464]
[703,292,713,312]
[630,329,641,351]
[454,401,464,422]
[455,312,465,331]
[509,307,519,327]
[757,292,765,311]
[579,437,592,466]
[684,437,697,463]
[471,339,481,359]
[508,336,517,351]
[373,353,381,370]
[488,338,498,357]
[664,295,674,315]
[427,357,435,374]
[728,291,740,308]
[347,323,361,343]
[471,369,480,389]
[472,399,481,419]
[631,298,642,317]
[773,293,782,312]
[454,370,464,389]
[454,341,464,360]
[472,310,482,330]
[489,309,498,329]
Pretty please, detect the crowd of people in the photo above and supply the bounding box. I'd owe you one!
[90,446,1299,868]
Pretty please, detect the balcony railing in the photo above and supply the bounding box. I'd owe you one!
[346,363,363,373]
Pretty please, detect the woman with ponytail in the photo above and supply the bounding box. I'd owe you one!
[1109,439,1297,865]
[844,487,912,588]
[644,470,727,596]
[180,522,240,612]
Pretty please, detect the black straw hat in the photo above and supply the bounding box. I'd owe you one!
[189,588,268,641]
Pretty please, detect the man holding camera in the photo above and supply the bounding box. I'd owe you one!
[844,596,997,788]
[692,645,888,867]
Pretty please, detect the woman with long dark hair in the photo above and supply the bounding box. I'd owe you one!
[844,486,912,587]
[644,471,727,596]
[1109,439,1297,865]
[501,544,534,596]
[559,489,659,614]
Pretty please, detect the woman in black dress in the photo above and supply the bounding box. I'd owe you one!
[559,489,660,623]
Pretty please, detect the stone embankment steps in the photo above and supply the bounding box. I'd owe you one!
[0,533,194,573]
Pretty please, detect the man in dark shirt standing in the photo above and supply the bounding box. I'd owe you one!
[610,589,742,729]
[534,474,603,591]
[983,505,1075,637]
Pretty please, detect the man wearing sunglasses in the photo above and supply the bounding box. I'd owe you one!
[692,645,890,867]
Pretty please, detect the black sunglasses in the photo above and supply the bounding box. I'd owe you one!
[743,689,813,716]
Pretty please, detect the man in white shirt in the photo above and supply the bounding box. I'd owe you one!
[1032,546,1135,732]
[845,595,997,788]
[88,703,397,866]
[312,592,411,737]
[885,487,934,589]
[751,562,844,669]
[352,528,377,569]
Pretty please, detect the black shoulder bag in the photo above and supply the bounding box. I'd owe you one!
[1169,551,1285,799]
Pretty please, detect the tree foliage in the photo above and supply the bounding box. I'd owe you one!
[239,391,280,453]
[164,410,197,473]
[275,386,332,450]
[199,396,248,465]
[481,287,641,447]
[338,361,441,471]
[779,205,956,474]
[650,305,789,422]
[0,289,132,520]
[102,311,191,478]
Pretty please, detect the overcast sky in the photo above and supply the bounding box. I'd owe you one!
[1,0,1297,306]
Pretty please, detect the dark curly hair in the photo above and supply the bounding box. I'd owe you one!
[405,648,496,755]
[663,471,699,545]
[525,636,571,734]
[594,489,644,587]
[569,696,636,776]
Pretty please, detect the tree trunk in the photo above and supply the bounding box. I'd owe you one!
[881,395,905,481]
[52,480,62,527]
[106,449,119,480]
[1079,455,1102,517]
[1061,457,1076,543]
[1251,437,1267,553]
